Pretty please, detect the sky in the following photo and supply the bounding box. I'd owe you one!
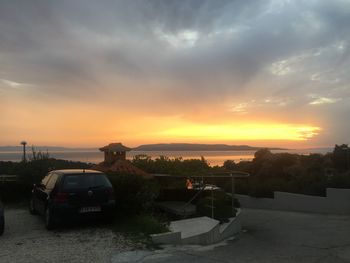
[0,0,350,148]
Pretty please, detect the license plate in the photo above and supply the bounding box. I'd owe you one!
[79,206,101,213]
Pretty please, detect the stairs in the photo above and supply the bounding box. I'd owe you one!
[151,209,242,245]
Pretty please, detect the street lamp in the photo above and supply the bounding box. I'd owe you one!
[20,141,27,162]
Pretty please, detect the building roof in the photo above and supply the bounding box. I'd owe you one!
[92,160,153,179]
[99,143,131,152]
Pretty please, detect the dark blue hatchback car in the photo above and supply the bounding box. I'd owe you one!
[29,169,115,230]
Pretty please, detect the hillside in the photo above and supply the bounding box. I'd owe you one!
[133,143,286,151]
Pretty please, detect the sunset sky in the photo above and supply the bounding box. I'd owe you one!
[1,0,350,148]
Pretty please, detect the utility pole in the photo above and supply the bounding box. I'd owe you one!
[347,146,349,171]
[20,141,27,162]
[231,173,235,213]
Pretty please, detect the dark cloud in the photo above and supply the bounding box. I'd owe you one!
[1,0,350,144]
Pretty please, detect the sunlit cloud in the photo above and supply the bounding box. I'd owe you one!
[155,29,199,49]
[0,79,29,89]
[228,103,249,114]
[309,97,341,105]
[228,97,291,114]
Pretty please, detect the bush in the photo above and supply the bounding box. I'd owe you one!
[197,190,236,222]
[113,214,168,236]
[107,173,160,215]
[0,181,30,203]
[0,159,91,203]
[131,155,210,176]
[157,188,204,202]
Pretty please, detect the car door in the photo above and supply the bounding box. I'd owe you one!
[36,173,60,214]
[44,173,60,205]
[33,173,52,214]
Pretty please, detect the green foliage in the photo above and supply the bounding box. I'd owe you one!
[131,155,210,176]
[0,181,29,202]
[235,145,350,198]
[107,173,160,215]
[197,190,236,222]
[328,171,350,189]
[333,144,350,172]
[158,188,195,202]
[30,146,50,161]
[113,214,168,236]
[0,159,91,202]
[223,160,236,171]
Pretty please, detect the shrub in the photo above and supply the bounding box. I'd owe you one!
[0,181,30,203]
[197,190,236,222]
[113,214,168,236]
[0,159,91,203]
[157,188,204,202]
[107,173,160,215]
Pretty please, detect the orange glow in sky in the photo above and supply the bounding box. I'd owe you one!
[155,123,321,142]
[0,96,322,148]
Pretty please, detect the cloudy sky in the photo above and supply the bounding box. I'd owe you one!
[1,0,350,147]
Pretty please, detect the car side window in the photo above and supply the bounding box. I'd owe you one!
[41,174,51,186]
[46,174,59,190]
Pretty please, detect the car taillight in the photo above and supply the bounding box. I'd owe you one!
[54,192,69,203]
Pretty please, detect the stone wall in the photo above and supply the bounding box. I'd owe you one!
[237,188,350,215]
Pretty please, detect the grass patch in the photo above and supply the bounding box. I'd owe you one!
[114,214,169,235]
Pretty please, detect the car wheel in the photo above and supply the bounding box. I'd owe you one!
[29,198,37,215]
[104,212,115,224]
[45,207,56,230]
[0,215,4,236]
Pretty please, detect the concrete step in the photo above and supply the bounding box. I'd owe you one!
[170,216,219,239]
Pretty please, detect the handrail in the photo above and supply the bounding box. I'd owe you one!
[0,174,18,183]
[181,185,207,217]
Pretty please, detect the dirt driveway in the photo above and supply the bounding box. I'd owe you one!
[0,208,136,263]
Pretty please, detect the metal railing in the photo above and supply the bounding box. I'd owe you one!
[0,175,18,183]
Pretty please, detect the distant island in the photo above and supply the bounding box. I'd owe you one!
[0,143,286,152]
[0,146,98,152]
[133,143,286,151]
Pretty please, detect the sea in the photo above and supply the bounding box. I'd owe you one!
[0,148,332,166]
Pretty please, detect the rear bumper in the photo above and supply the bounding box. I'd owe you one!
[51,200,115,221]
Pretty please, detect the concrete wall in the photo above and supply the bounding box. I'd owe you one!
[237,188,350,215]
[219,209,242,240]
[151,211,242,245]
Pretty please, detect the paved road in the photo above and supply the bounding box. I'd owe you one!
[112,209,350,263]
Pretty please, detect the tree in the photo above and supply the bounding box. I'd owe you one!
[223,160,236,171]
[333,144,350,171]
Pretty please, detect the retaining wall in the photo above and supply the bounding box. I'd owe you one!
[237,188,350,215]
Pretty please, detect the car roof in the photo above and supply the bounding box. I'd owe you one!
[51,169,104,175]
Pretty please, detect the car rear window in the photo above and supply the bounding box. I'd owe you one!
[62,174,112,191]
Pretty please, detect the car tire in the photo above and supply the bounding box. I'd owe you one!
[45,207,56,230]
[29,198,37,215]
[0,215,4,236]
[104,214,114,224]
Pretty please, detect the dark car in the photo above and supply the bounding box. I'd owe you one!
[29,169,115,229]
[0,199,4,236]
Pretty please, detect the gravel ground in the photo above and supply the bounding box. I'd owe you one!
[0,208,139,263]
